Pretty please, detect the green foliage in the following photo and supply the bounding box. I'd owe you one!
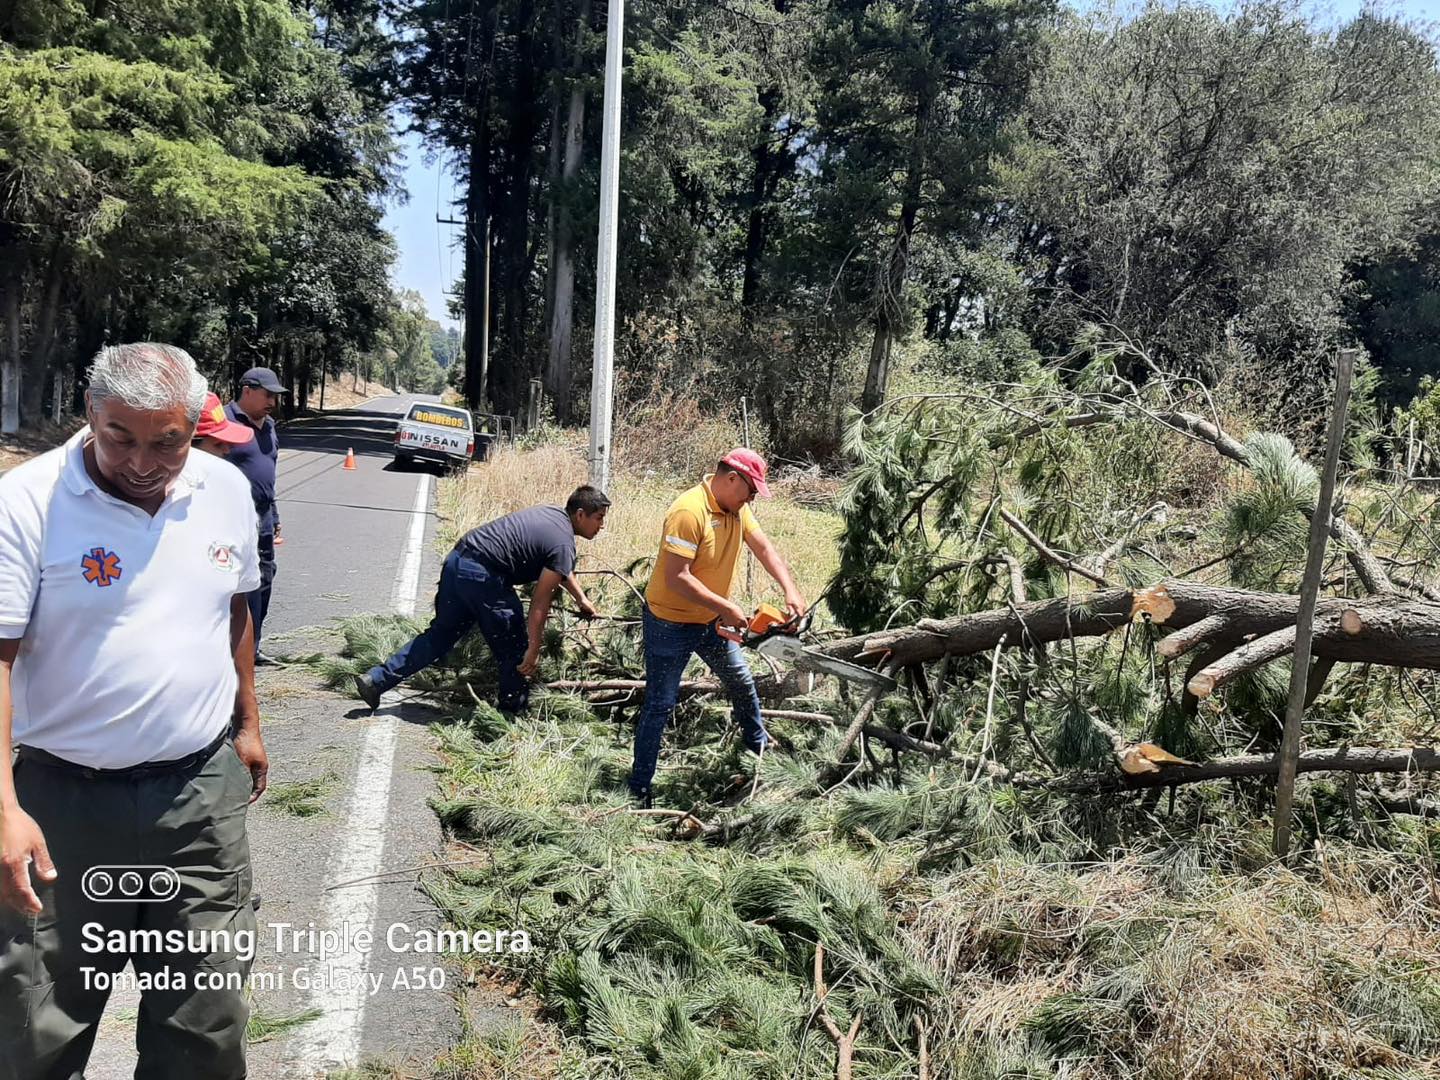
[1351,208,1440,405]
[0,0,399,421]
[1222,433,1317,589]
[402,612,1440,1078]
[1003,0,1440,414]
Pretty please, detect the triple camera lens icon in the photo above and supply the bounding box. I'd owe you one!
[82,865,181,903]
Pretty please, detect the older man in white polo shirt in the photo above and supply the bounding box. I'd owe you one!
[0,344,267,1080]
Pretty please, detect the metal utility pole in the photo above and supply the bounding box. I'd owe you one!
[588,0,624,494]
[1272,347,1357,858]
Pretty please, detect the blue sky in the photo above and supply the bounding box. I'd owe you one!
[379,0,1439,329]
[382,130,462,328]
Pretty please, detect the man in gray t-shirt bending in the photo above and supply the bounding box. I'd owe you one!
[355,486,609,713]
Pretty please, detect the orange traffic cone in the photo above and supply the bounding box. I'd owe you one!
[343,447,357,471]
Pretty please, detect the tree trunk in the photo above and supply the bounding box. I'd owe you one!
[544,0,591,423]
[22,247,64,426]
[463,9,497,412]
[1,273,20,436]
[494,0,542,418]
[861,96,930,413]
[820,582,1440,687]
[280,342,296,420]
[741,84,785,313]
[298,345,311,413]
[1042,746,1440,794]
[540,0,567,350]
[861,329,892,415]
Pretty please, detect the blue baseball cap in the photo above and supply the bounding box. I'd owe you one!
[239,367,287,393]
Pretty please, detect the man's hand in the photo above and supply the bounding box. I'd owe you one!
[783,590,806,622]
[576,597,598,621]
[716,600,748,642]
[518,645,542,677]
[1,807,56,915]
[273,522,284,548]
[232,728,269,803]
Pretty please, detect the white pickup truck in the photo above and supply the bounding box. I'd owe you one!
[393,402,475,471]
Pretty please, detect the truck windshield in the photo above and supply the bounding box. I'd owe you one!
[405,405,471,430]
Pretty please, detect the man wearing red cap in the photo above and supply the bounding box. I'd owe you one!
[631,449,804,806]
[190,392,255,457]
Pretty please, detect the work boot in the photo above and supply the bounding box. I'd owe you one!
[631,786,653,811]
[353,673,382,713]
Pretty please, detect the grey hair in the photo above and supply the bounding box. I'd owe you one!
[87,343,209,423]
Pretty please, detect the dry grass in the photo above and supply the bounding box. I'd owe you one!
[438,442,842,615]
[315,372,396,412]
[0,416,84,472]
[612,385,744,477]
[908,846,1440,1079]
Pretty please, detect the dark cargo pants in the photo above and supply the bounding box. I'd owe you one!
[0,735,256,1080]
[246,530,277,658]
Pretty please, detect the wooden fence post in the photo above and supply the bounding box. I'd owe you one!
[1274,347,1356,857]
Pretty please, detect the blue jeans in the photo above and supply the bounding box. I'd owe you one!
[367,550,530,712]
[630,606,767,794]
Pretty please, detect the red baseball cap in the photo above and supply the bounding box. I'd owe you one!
[195,393,254,445]
[721,447,771,498]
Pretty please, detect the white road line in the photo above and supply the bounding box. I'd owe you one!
[393,474,432,618]
[288,469,431,1070]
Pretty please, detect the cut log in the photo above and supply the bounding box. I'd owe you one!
[544,672,806,702]
[823,581,1440,678]
[1155,614,1232,659]
[1187,626,1297,699]
[1033,746,1440,793]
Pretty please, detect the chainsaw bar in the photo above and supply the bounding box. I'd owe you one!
[753,634,896,690]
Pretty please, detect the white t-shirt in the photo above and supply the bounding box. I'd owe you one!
[0,429,261,768]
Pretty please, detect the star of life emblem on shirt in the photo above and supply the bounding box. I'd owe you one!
[80,547,122,587]
[208,542,240,573]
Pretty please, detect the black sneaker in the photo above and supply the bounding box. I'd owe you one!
[632,787,653,810]
[352,674,382,713]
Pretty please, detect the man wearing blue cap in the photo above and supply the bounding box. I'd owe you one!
[225,367,286,664]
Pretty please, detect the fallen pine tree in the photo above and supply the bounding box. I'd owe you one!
[320,356,1440,1079]
[818,581,1440,688]
[544,578,1440,792]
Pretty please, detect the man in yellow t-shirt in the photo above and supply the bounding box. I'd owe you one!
[631,448,805,806]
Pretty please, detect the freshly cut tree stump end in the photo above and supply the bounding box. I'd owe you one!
[1131,585,1177,624]
[1188,672,1217,699]
[1341,608,1363,635]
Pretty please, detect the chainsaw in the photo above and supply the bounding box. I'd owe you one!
[731,603,896,691]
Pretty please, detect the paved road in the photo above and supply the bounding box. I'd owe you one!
[86,394,507,1078]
